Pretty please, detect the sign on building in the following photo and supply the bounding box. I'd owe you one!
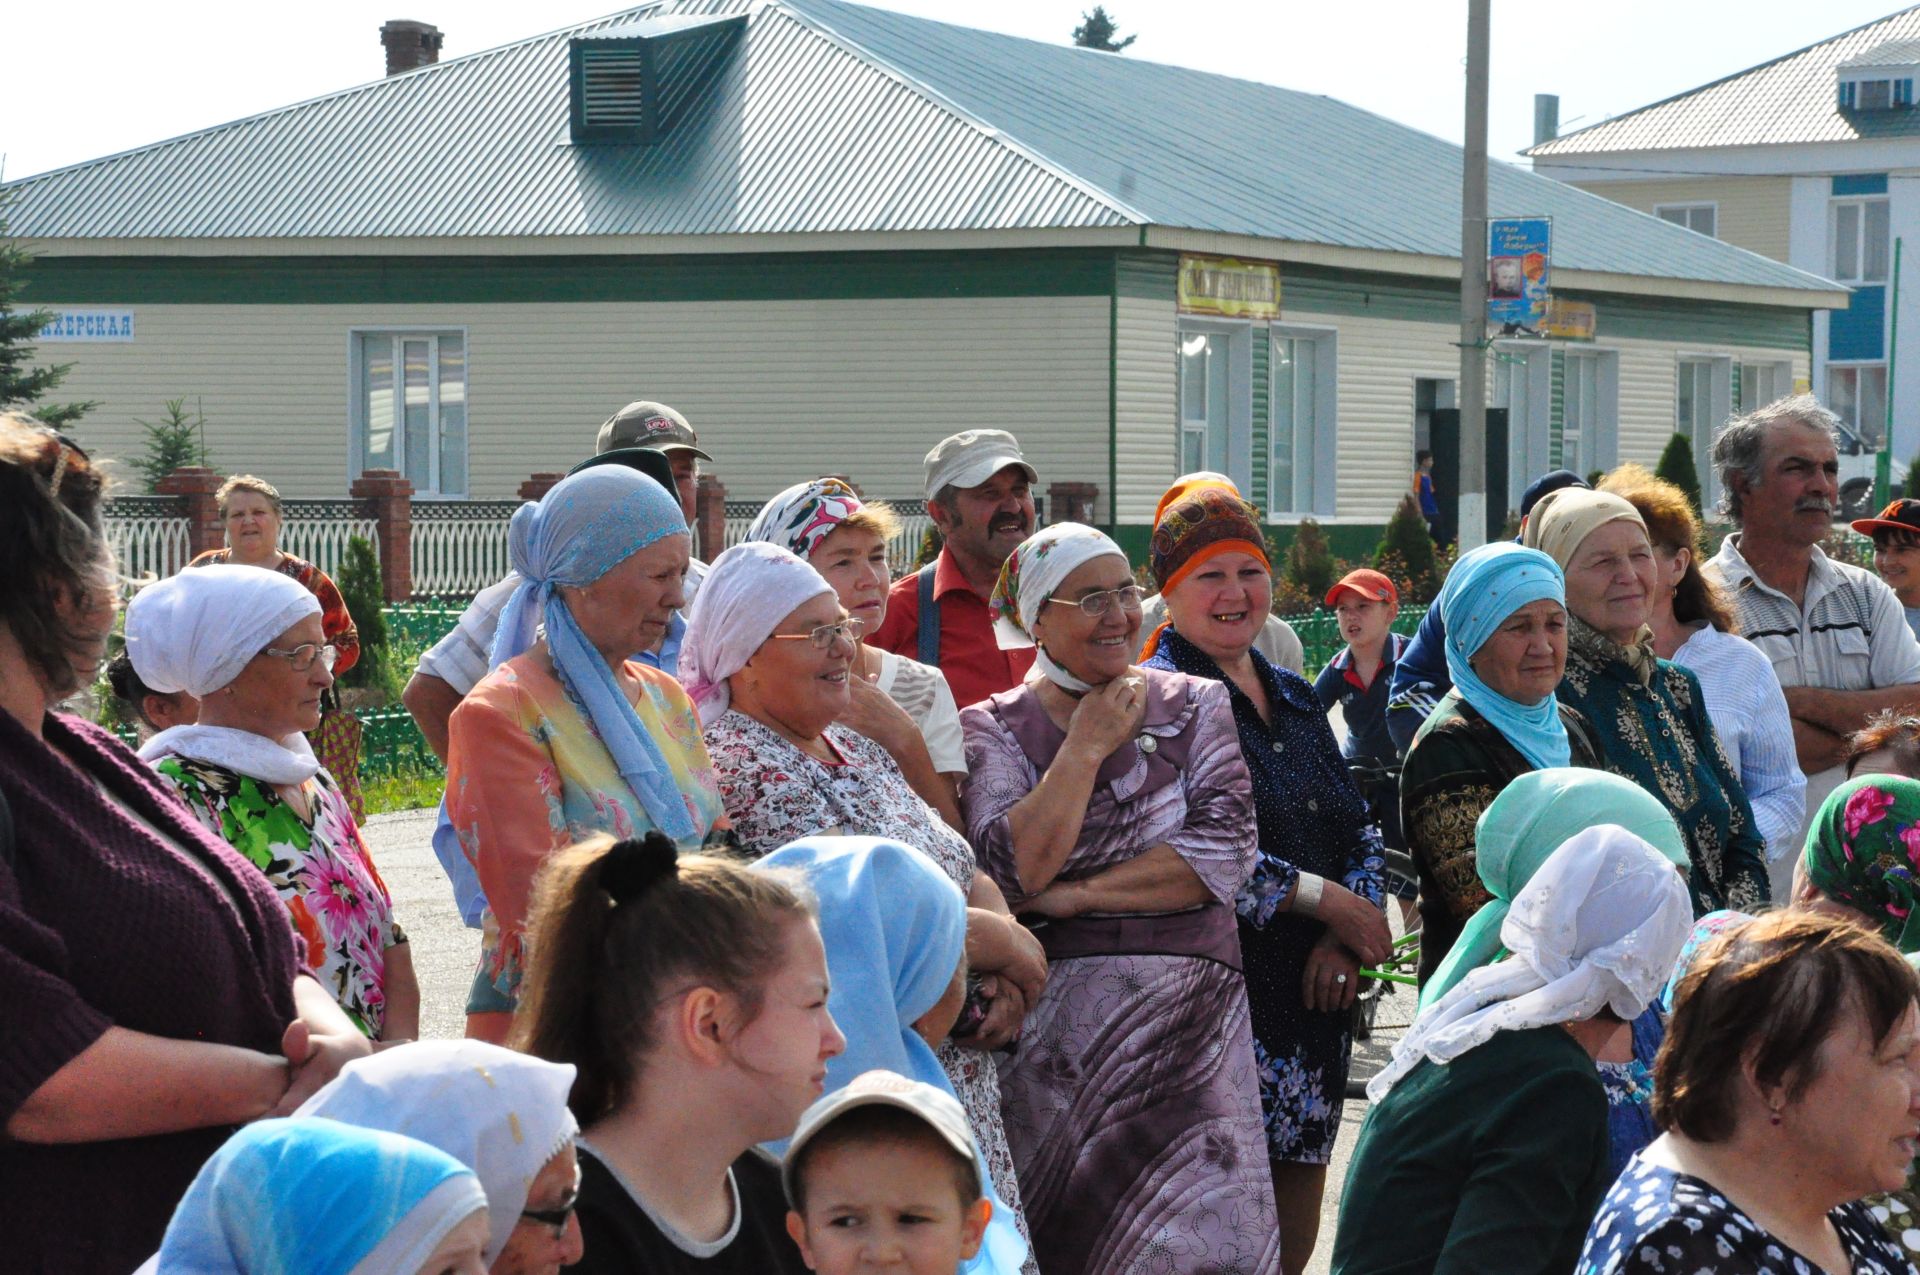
[1177,255,1281,320]
[1542,298,1596,341]
[37,310,136,343]
[1487,218,1550,331]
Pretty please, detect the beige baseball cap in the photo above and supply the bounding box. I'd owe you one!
[595,401,714,460]
[781,1070,980,1208]
[923,429,1036,500]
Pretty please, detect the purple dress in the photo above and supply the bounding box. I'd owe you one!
[961,668,1280,1275]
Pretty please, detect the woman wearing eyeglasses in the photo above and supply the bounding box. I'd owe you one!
[958,523,1278,1275]
[127,564,416,1042]
[684,540,1045,1270]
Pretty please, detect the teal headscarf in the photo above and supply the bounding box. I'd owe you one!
[1803,774,1920,953]
[1437,542,1571,771]
[1419,767,1688,1011]
[149,1118,485,1274]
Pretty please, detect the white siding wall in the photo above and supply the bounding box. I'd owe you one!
[39,298,1112,503]
[1613,337,1808,468]
[1568,176,1795,263]
[1113,291,1177,524]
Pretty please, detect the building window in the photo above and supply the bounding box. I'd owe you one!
[1677,355,1733,511]
[1562,350,1619,477]
[354,330,468,497]
[1829,364,1889,450]
[1738,360,1791,412]
[1832,198,1891,283]
[1655,204,1717,238]
[1270,326,1337,517]
[1492,342,1551,509]
[1177,330,1229,476]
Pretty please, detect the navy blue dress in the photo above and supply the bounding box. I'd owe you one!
[1147,628,1386,1165]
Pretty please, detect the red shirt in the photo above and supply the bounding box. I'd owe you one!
[871,549,1035,710]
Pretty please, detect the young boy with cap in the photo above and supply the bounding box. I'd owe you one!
[1852,498,1920,641]
[784,1071,993,1275]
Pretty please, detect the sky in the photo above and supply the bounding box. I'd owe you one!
[2,1,1910,181]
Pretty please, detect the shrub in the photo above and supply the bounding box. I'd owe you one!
[1655,433,1703,514]
[336,536,391,693]
[1281,518,1336,605]
[1374,493,1439,603]
[913,525,944,570]
[1903,453,1920,503]
[129,397,212,492]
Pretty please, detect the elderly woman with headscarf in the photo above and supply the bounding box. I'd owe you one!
[128,564,416,1041]
[744,477,967,825]
[1139,482,1389,1275]
[958,522,1277,1275]
[1399,542,1603,982]
[444,465,729,1043]
[1329,825,1693,1275]
[136,1118,490,1275]
[1526,486,1771,914]
[684,542,1044,1244]
[1418,767,1692,1180]
[756,837,1034,1275]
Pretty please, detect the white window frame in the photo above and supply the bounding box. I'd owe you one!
[1491,340,1552,509]
[1268,323,1338,518]
[1827,362,1890,450]
[1654,203,1717,238]
[1738,359,1792,413]
[1562,349,1620,478]
[1175,320,1254,496]
[348,326,471,499]
[1677,354,1734,513]
[1830,196,1892,283]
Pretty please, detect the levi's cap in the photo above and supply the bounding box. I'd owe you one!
[595,401,713,460]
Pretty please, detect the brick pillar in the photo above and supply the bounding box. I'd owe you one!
[156,466,226,559]
[1048,480,1099,525]
[694,473,728,562]
[351,469,414,602]
[519,473,565,502]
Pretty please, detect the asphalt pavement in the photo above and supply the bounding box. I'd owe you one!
[362,794,1407,1275]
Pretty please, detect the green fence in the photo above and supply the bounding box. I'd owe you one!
[1285,604,1428,675]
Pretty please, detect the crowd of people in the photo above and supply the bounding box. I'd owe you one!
[6,390,1920,1275]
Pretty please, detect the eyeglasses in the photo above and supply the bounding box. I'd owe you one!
[1044,584,1146,618]
[518,1184,582,1241]
[259,642,339,673]
[768,616,868,651]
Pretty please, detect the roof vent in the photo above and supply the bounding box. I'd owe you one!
[569,14,745,144]
[1837,39,1920,112]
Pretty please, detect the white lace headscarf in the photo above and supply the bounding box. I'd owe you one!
[1368,824,1693,1100]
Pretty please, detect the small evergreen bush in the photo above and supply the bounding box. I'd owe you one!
[1655,433,1703,514]
[337,536,390,693]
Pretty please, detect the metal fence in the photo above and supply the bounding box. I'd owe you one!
[102,496,192,588]
[1287,604,1429,674]
[411,501,521,598]
[721,499,934,574]
[275,500,379,579]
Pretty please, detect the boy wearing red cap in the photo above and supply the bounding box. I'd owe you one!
[1853,498,1920,641]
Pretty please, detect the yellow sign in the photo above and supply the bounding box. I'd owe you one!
[1542,297,1597,341]
[1177,255,1281,320]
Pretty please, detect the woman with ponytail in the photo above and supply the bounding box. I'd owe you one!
[513,833,843,1273]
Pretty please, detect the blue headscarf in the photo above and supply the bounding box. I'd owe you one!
[1437,541,1571,770]
[148,1118,486,1275]
[489,465,696,841]
[756,837,1028,1275]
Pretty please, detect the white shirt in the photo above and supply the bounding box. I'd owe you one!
[873,648,966,774]
[1670,623,1806,866]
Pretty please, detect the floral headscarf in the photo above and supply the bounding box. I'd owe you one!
[1805,775,1920,952]
[743,477,865,560]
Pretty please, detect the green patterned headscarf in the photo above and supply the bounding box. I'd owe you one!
[1804,775,1920,953]
[1418,767,1688,1011]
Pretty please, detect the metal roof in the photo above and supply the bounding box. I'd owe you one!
[4,0,1835,295]
[1530,6,1920,156]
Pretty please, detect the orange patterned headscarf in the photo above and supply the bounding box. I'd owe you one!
[1140,485,1269,659]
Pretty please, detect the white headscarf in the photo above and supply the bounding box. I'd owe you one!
[1368,824,1693,1100]
[126,564,325,785]
[989,522,1131,692]
[679,541,837,725]
[296,1041,579,1265]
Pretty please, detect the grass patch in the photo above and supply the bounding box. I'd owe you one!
[362,766,445,816]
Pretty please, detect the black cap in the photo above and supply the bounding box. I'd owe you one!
[566,447,677,493]
[1519,469,1590,519]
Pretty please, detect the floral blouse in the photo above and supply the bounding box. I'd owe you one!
[154,756,400,1037]
[445,653,727,1007]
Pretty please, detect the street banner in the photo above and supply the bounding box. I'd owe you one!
[1177,254,1281,320]
[1488,217,1551,330]
[1542,298,1596,341]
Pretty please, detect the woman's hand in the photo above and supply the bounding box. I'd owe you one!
[271,979,374,1116]
[1316,881,1393,967]
[1063,671,1149,762]
[1302,934,1363,1012]
[951,975,1027,1052]
[837,672,921,754]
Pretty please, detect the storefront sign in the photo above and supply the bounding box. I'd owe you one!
[1542,298,1596,341]
[37,310,135,342]
[1177,255,1281,320]
[1487,217,1551,330]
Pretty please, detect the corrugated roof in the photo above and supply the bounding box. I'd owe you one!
[1530,6,1920,156]
[1839,36,1920,67]
[3,0,1835,295]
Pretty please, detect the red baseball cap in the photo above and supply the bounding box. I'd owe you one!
[1851,498,1920,539]
[1325,568,1398,607]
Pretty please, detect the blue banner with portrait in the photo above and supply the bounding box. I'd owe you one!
[1488,217,1551,330]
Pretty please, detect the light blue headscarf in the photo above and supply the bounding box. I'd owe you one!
[489,465,695,840]
[756,837,1028,1275]
[1438,541,1571,770]
[146,1118,486,1275]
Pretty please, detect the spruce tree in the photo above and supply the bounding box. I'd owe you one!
[1072,6,1136,52]
[1282,518,1336,604]
[1374,493,1439,602]
[0,193,96,428]
[336,537,390,691]
[1655,433,1703,514]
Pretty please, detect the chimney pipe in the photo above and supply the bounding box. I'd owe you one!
[1533,93,1560,146]
[380,19,443,76]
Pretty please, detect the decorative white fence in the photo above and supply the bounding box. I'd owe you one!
[102,497,192,589]
[411,502,520,597]
[722,500,934,575]
[276,501,379,580]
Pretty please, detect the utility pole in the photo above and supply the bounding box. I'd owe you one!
[1458,0,1490,549]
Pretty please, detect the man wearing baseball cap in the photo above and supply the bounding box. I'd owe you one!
[1854,497,1920,641]
[595,400,713,527]
[868,430,1040,708]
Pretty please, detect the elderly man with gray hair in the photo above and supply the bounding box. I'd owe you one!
[1704,393,1920,895]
